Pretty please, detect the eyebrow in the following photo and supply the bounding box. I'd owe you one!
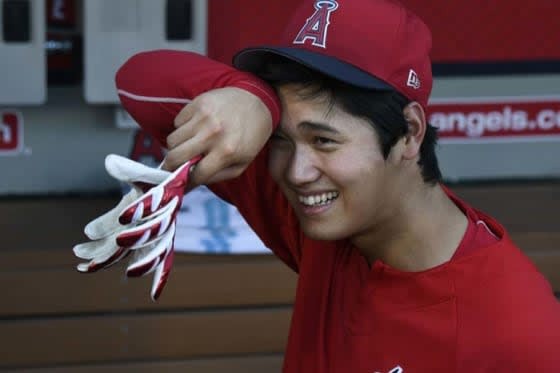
[297,121,341,135]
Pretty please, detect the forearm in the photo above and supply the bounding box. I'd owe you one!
[115,49,280,148]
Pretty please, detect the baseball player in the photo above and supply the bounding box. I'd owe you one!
[81,0,560,371]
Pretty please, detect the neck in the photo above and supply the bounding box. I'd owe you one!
[351,183,468,272]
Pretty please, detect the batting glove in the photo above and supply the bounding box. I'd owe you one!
[73,154,201,300]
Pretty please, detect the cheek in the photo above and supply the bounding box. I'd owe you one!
[332,148,385,185]
[336,154,388,208]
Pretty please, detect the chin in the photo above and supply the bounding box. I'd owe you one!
[301,223,348,241]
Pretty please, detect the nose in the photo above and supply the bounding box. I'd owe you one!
[286,146,321,186]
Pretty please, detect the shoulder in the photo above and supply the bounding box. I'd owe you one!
[455,233,554,301]
[455,241,560,369]
[457,239,559,320]
[490,317,560,370]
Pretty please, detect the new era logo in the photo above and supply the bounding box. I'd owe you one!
[406,69,421,90]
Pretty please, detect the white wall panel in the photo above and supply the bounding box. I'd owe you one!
[84,0,207,103]
[0,0,46,105]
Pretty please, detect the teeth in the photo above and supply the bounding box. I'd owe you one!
[299,192,339,206]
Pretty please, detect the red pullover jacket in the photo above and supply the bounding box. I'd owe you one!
[116,50,560,372]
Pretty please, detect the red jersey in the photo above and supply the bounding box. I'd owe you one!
[116,50,560,372]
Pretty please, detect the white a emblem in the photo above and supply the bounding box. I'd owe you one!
[293,0,339,48]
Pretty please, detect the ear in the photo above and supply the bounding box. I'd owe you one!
[401,102,427,160]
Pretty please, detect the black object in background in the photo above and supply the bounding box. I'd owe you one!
[3,0,31,43]
[166,0,192,41]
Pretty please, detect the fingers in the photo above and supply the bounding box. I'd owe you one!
[118,184,172,225]
[74,237,130,273]
[118,153,199,226]
[165,110,207,171]
[165,116,243,184]
[84,188,142,240]
[166,115,197,150]
[167,101,217,154]
[73,237,113,260]
[105,154,169,184]
[165,144,247,186]
[116,197,178,247]
[190,151,247,185]
[173,91,221,129]
[151,244,175,301]
[82,246,130,273]
[164,87,271,185]
[126,222,175,278]
[165,97,226,171]
[164,136,207,172]
[173,99,197,128]
[125,239,166,278]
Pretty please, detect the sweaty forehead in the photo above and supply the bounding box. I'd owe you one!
[277,84,337,117]
[278,86,332,128]
[277,86,374,137]
[277,82,325,101]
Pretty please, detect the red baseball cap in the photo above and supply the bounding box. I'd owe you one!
[233,0,433,108]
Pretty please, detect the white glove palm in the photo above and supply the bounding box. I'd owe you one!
[73,154,200,300]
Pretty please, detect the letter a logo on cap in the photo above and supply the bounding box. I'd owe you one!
[293,0,339,49]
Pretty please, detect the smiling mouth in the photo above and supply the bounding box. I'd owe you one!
[298,192,339,207]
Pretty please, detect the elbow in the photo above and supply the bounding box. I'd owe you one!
[115,50,159,92]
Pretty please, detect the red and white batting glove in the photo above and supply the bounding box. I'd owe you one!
[73,154,201,301]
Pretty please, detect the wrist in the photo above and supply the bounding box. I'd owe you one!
[231,79,281,130]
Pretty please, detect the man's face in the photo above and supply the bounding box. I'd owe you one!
[268,84,403,241]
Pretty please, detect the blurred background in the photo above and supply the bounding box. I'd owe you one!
[0,0,559,371]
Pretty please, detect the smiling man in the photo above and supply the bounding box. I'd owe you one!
[263,76,463,272]
[113,0,560,371]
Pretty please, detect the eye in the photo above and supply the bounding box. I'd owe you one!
[270,131,286,140]
[269,132,292,148]
[313,136,336,146]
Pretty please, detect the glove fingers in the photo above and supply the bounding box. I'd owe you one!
[73,235,116,260]
[118,156,201,225]
[125,247,161,278]
[116,197,178,248]
[105,154,170,185]
[84,188,142,240]
[85,154,171,240]
[75,245,130,273]
[119,184,166,225]
[72,155,201,301]
[151,242,175,301]
[81,246,131,273]
[126,222,175,277]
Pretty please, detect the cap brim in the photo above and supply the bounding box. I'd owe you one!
[233,46,394,91]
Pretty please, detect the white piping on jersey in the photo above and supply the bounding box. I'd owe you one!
[476,220,500,240]
[117,89,192,104]
[236,80,278,107]
[118,82,277,117]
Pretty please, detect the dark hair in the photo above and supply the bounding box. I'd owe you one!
[253,56,442,184]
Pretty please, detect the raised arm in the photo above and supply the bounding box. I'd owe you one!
[115,49,302,271]
[116,49,279,159]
